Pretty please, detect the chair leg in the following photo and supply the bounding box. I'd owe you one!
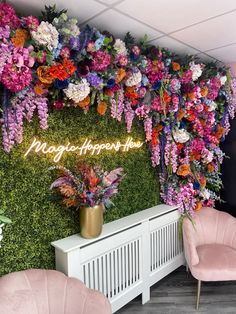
[196,280,201,310]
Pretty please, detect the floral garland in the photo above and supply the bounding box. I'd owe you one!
[0,3,236,217]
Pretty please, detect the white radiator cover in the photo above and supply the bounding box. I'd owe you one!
[52,204,185,313]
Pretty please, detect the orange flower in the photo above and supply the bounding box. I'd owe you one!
[177,109,185,121]
[201,86,208,97]
[97,101,107,115]
[207,163,215,173]
[63,198,78,208]
[76,96,90,108]
[37,66,54,85]
[11,29,29,48]
[177,164,191,176]
[194,201,202,211]
[172,62,181,71]
[116,68,126,83]
[200,176,206,188]
[59,185,77,197]
[188,92,195,101]
[33,82,48,95]
[214,125,225,139]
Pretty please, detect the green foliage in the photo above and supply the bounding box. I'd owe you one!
[40,5,67,23]
[0,107,159,275]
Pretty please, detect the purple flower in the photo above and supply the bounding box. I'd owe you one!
[87,72,103,89]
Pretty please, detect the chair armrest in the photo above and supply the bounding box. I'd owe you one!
[183,219,199,267]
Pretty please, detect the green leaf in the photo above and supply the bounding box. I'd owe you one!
[0,215,12,224]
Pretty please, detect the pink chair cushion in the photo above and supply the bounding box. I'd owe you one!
[0,269,112,314]
[183,207,236,282]
[191,244,236,281]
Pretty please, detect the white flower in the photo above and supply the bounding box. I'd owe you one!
[202,148,214,163]
[208,101,217,112]
[125,69,142,87]
[190,62,203,81]
[173,128,190,143]
[113,39,127,56]
[64,79,90,103]
[31,21,59,51]
[220,75,227,85]
[200,188,210,200]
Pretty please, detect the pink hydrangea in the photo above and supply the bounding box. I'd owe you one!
[0,3,20,29]
[116,55,128,66]
[25,15,39,31]
[91,50,111,71]
[181,70,192,84]
[1,64,32,92]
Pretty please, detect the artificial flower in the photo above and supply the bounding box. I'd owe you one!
[91,50,111,71]
[173,128,190,143]
[200,188,210,200]
[97,101,107,115]
[49,58,76,80]
[37,66,54,84]
[113,39,127,56]
[53,100,64,110]
[76,95,90,108]
[125,69,142,87]
[172,62,180,71]
[116,68,126,83]
[11,29,29,48]
[31,21,59,51]
[190,62,203,81]
[177,164,191,177]
[64,80,90,103]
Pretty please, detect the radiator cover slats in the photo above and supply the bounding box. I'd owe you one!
[52,204,185,313]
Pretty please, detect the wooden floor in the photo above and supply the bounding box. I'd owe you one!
[117,266,236,314]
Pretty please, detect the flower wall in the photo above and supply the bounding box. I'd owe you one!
[1,3,236,218]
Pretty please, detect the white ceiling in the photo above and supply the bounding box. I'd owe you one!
[11,0,236,64]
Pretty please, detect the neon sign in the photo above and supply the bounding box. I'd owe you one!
[24,137,144,162]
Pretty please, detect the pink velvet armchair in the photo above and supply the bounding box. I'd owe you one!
[0,269,112,314]
[183,207,236,309]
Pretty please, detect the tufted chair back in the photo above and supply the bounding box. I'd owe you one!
[0,269,112,314]
[183,207,236,267]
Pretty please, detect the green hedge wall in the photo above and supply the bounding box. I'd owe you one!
[0,108,159,275]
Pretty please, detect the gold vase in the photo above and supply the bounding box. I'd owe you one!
[79,204,103,239]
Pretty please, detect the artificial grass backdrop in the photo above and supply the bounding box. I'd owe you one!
[0,107,159,275]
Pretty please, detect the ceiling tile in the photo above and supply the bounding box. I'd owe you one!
[10,0,106,23]
[206,44,236,63]
[195,53,218,63]
[88,9,162,40]
[172,11,236,52]
[116,0,236,33]
[95,0,123,5]
[150,37,199,56]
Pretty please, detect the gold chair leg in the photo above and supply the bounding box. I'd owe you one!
[196,280,201,310]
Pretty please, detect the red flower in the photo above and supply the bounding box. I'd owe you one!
[49,59,76,80]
